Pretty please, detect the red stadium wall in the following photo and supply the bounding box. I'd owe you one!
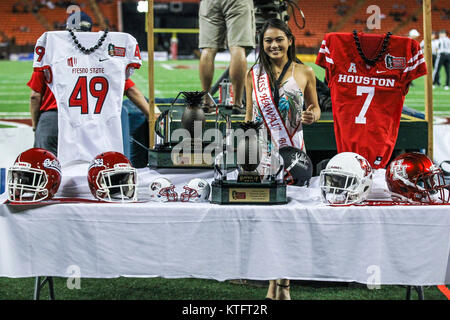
[0,0,449,49]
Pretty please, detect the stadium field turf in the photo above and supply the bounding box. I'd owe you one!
[0,60,449,118]
[0,277,447,300]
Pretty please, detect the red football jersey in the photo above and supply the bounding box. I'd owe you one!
[316,32,427,169]
[27,70,57,112]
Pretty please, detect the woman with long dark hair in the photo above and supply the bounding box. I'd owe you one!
[245,18,320,129]
[244,18,321,300]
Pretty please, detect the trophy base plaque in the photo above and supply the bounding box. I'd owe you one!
[210,180,287,205]
[148,145,214,168]
[148,138,221,168]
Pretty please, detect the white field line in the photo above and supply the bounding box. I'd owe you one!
[405,106,449,109]
[130,72,161,95]
[0,120,30,127]
[0,86,31,93]
[0,94,29,96]
[0,80,28,84]
[161,64,175,70]
[406,99,450,103]
[0,100,29,104]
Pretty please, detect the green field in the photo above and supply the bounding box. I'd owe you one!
[0,277,447,300]
[0,60,449,118]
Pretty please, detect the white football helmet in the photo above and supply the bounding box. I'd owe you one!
[180,178,211,202]
[319,152,373,205]
[148,177,178,202]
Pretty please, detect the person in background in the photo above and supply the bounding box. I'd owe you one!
[420,31,440,87]
[198,0,255,110]
[433,29,450,90]
[408,29,420,88]
[408,28,420,40]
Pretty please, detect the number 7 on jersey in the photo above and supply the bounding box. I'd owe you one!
[355,86,375,124]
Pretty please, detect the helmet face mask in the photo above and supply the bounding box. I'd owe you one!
[416,171,446,201]
[283,170,296,186]
[180,187,199,202]
[149,177,178,202]
[95,165,137,202]
[320,170,363,205]
[7,148,61,203]
[159,186,178,202]
[88,152,138,202]
[180,178,210,202]
[386,152,449,203]
[320,152,373,205]
[8,165,49,202]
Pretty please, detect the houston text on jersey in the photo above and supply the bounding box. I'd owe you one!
[337,74,395,87]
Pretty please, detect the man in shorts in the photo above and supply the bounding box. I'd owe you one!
[198,0,255,109]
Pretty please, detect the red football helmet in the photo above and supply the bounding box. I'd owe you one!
[386,152,449,203]
[7,148,62,202]
[87,151,137,202]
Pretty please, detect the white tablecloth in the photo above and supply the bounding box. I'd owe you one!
[0,168,449,286]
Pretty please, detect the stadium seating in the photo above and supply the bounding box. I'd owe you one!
[97,2,118,30]
[0,0,46,46]
[37,0,109,32]
[288,0,450,48]
[337,0,412,34]
[0,0,116,46]
[0,0,449,48]
[288,0,355,48]
[395,0,450,40]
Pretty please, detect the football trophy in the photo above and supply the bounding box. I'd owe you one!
[236,121,262,183]
[180,91,206,139]
[148,91,216,167]
[211,121,287,204]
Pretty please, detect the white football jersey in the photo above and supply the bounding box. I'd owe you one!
[33,31,142,167]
